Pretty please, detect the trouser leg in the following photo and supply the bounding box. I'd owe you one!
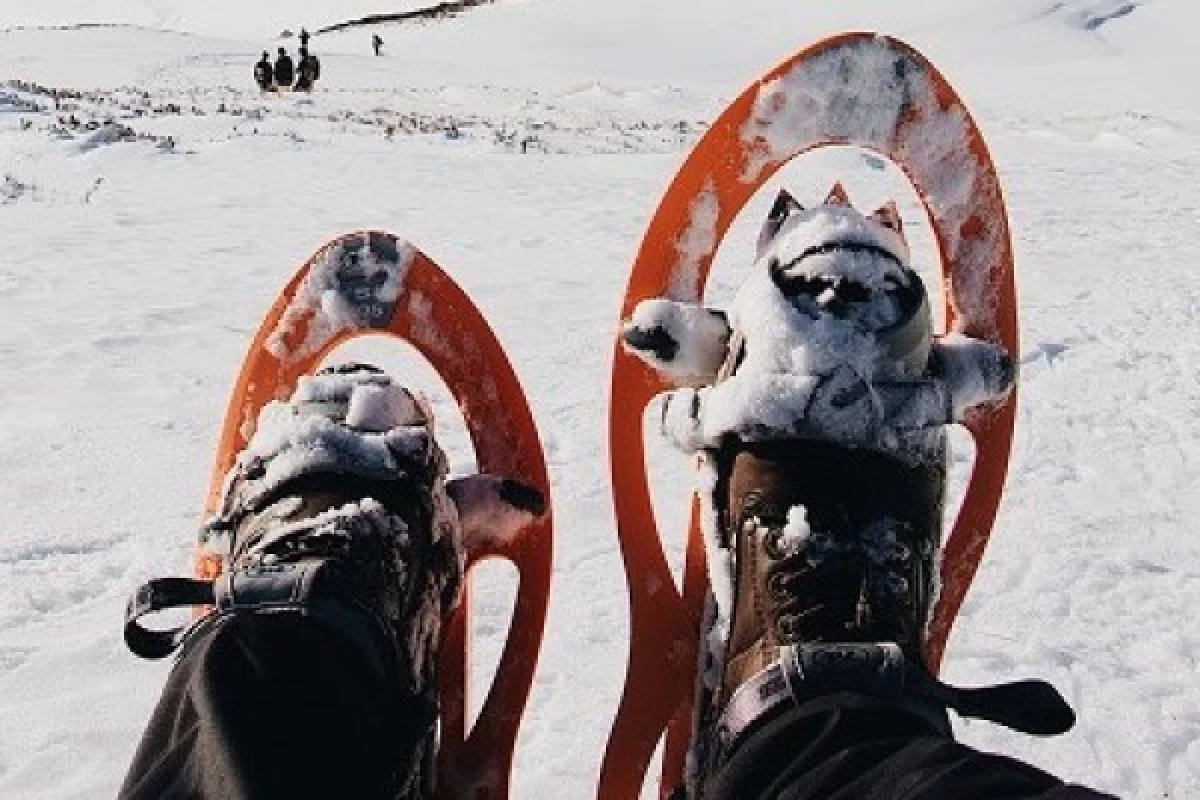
[705,694,1116,800]
[118,613,401,800]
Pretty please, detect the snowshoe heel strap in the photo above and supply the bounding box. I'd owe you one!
[124,563,396,681]
[713,643,1075,769]
[124,577,216,659]
[913,672,1077,737]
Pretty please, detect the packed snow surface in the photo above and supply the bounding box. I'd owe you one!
[1,0,1198,798]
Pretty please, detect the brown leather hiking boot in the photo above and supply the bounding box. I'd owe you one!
[696,435,1074,790]
[717,437,945,704]
[622,189,1072,796]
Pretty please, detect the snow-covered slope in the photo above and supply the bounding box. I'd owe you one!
[1,1,1197,798]
[0,0,438,40]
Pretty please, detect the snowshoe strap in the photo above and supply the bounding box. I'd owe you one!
[124,577,216,659]
[912,670,1077,736]
[712,643,1075,770]
[124,563,395,681]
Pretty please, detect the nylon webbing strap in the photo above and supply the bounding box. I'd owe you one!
[711,642,1075,772]
[712,643,908,768]
[123,564,397,683]
[124,577,216,659]
[122,564,324,661]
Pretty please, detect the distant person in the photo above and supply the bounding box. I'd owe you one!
[274,47,295,89]
[372,33,383,56]
[253,51,273,91]
[294,48,316,92]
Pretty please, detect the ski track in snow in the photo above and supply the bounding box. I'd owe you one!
[1,3,1199,798]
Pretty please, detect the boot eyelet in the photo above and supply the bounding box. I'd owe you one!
[766,571,790,601]
[762,528,785,560]
[775,614,799,640]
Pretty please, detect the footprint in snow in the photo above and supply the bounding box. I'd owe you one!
[1021,341,1070,374]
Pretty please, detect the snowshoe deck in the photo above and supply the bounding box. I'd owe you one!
[602,32,1018,798]
[195,231,552,800]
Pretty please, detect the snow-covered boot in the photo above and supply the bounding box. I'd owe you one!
[697,188,964,779]
[124,363,544,798]
[709,185,948,701]
[622,186,1072,792]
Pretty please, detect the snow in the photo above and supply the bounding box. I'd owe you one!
[779,505,812,557]
[620,298,729,386]
[266,233,413,363]
[344,381,427,432]
[644,201,1007,462]
[0,0,441,41]
[669,183,719,302]
[203,370,440,559]
[0,0,1198,798]
[742,36,920,179]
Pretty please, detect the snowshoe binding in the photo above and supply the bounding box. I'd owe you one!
[622,187,1071,795]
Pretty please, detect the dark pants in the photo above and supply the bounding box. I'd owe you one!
[119,613,401,800]
[120,614,1114,799]
[707,693,1115,800]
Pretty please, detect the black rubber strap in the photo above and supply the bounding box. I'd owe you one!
[913,670,1077,737]
[124,577,216,659]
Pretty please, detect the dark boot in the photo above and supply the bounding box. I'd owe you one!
[124,364,543,799]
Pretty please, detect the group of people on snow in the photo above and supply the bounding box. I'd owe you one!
[254,29,321,92]
[253,28,390,92]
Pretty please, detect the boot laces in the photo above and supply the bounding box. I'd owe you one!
[241,520,355,566]
[232,498,412,598]
[760,517,918,643]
